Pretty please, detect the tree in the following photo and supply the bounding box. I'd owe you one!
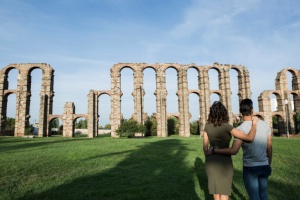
[143,115,157,136]
[51,118,59,128]
[104,124,111,129]
[294,109,300,134]
[116,118,145,138]
[167,117,179,135]
[190,120,199,135]
[75,119,88,129]
[5,117,15,130]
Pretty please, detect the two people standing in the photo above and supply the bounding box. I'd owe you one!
[203,99,272,200]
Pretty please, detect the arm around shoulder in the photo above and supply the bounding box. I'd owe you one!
[214,140,242,155]
[230,116,259,142]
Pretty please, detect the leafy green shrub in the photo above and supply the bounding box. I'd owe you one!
[25,125,33,135]
[116,119,145,138]
[144,116,157,136]
[190,120,200,135]
[294,109,300,134]
[167,117,179,135]
[5,117,15,130]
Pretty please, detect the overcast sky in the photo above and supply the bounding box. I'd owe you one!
[1,0,299,126]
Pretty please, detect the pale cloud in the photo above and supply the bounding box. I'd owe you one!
[168,0,259,39]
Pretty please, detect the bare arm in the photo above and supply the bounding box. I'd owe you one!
[213,140,243,155]
[267,133,272,166]
[230,117,259,142]
[203,131,209,156]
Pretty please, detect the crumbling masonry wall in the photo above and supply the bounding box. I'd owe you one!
[0,62,299,137]
[90,62,252,137]
[258,68,300,134]
[0,63,54,137]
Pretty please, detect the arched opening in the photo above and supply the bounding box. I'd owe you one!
[29,69,42,125]
[167,116,179,136]
[120,67,134,120]
[49,118,63,136]
[143,67,156,119]
[2,93,16,136]
[144,115,157,137]
[7,68,18,89]
[74,117,88,137]
[189,93,200,135]
[187,67,198,90]
[270,94,278,111]
[98,94,111,129]
[293,97,300,134]
[229,69,239,115]
[166,67,178,114]
[290,93,295,111]
[189,93,200,122]
[209,68,219,90]
[3,68,18,136]
[210,93,220,105]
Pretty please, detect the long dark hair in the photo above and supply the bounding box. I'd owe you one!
[207,101,229,127]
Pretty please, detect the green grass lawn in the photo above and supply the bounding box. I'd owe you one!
[0,135,299,200]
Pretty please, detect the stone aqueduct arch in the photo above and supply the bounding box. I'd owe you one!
[0,63,54,137]
[0,62,299,137]
[258,68,300,134]
[83,62,252,138]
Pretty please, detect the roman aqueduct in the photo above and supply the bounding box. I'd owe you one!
[0,62,299,137]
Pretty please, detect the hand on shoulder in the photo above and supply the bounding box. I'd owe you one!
[251,116,259,125]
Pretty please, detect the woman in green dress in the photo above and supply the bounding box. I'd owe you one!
[203,101,258,200]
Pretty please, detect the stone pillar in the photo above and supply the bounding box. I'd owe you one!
[222,67,233,123]
[94,92,99,137]
[63,102,75,137]
[178,66,190,137]
[14,67,29,137]
[242,67,252,99]
[198,67,207,136]
[0,72,8,132]
[201,68,211,125]
[87,90,96,138]
[155,67,167,137]
[133,68,144,124]
[292,71,300,109]
[38,65,54,137]
[110,66,122,137]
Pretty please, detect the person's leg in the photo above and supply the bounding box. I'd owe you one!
[213,194,220,200]
[258,175,268,200]
[220,194,229,200]
[243,166,260,200]
[258,165,272,200]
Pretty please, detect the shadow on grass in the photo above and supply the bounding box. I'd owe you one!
[18,139,202,200]
[0,136,90,153]
[268,174,299,200]
[194,157,211,200]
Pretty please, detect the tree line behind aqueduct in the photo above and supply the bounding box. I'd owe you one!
[0,62,299,138]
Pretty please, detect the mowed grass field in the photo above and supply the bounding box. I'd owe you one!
[0,135,299,200]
